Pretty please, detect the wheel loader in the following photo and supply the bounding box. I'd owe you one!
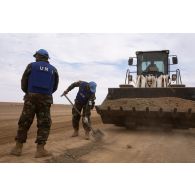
[96,50,195,129]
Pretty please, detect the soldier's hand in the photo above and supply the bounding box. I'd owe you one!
[83,117,89,125]
[61,90,68,97]
[88,100,95,109]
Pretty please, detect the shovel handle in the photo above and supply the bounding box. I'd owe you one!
[64,94,82,116]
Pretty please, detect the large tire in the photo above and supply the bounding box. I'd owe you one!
[114,123,124,127]
[125,122,137,130]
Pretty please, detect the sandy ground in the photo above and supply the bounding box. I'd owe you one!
[1,102,195,163]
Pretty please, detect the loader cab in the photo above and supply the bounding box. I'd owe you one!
[126,50,179,86]
[128,50,178,77]
[136,50,169,76]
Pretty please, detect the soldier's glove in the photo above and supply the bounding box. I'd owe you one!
[88,100,95,109]
[61,90,68,97]
[82,117,89,125]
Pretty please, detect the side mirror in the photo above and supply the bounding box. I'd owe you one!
[172,74,177,81]
[172,56,178,64]
[128,58,133,65]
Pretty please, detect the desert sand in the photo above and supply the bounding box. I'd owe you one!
[1,102,195,163]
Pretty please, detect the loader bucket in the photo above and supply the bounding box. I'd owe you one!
[96,87,195,129]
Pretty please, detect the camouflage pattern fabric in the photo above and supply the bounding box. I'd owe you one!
[72,100,91,132]
[15,93,52,144]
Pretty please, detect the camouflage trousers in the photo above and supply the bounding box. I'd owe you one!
[15,94,52,145]
[72,101,91,132]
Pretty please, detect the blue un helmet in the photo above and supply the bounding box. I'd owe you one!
[33,49,50,59]
[89,81,97,93]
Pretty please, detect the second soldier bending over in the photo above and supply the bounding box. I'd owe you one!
[62,81,97,140]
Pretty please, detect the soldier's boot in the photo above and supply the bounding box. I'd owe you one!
[10,142,23,156]
[71,129,79,137]
[85,131,90,140]
[35,144,52,158]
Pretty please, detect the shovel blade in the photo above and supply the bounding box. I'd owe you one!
[91,128,104,141]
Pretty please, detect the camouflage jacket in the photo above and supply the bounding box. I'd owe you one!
[21,60,59,104]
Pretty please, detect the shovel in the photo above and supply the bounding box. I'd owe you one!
[62,94,104,141]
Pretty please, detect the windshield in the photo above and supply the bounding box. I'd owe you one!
[137,52,168,75]
[141,61,164,72]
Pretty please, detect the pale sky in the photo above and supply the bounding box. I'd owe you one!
[0,33,195,105]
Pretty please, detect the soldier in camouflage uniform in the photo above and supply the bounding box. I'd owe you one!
[10,49,59,158]
[62,81,97,140]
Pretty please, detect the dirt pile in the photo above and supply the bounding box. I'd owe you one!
[100,97,195,112]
